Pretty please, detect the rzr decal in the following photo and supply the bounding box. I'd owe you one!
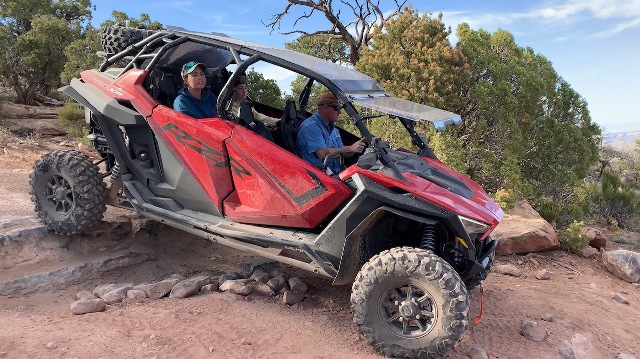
[159,123,228,168]
[267,167,328,206]
[229,156,252,179]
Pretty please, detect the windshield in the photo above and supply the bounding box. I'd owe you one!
[347,93,462,132]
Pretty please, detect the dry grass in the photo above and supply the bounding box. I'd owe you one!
[611,230,640,250]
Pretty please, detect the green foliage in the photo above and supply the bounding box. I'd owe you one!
[429,129,468,173]
[535,184,591,227]
[358,9,465,110]
[285,35,336,107]
[449,24,600,219]
[288,75,328,109]
[611,232,640,250]
[61,25,101,84]
[492,188,516,211]
[538,200,562,224]
[353,13,601,224]
[58,101,86,139]
[285,34,349,64]
[0,0,92,104]
[100,11,163,29]
[246,69,284,108]
[356,8,467,154]
[60,11,163,86]
[589,169,640,229]
[557,221,589,251]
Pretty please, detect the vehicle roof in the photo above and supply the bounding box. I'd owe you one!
[167,28,383,91]
[161,28,462,130]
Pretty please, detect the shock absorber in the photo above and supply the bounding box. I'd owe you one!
[419,225,438,253]
[109,161,121,185]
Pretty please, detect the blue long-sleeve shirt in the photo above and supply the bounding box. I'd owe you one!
[173,88,218,119]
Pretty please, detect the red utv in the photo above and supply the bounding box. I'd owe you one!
[30,26,503,358]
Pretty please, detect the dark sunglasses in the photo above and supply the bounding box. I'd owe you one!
[323,104,341,112]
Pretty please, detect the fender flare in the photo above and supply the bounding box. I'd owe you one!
[332,206,438,285]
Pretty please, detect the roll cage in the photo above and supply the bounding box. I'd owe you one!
[98,27,462,181]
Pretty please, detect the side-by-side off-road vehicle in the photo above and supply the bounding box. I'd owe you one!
[30,26,503,358]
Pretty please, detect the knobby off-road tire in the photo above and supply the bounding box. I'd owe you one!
[351,247,469,359]
[101,26,152,54]
[29,150,107,235]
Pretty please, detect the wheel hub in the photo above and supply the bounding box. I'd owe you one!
[54,187,66,201]
[398,300,418,319]
[378,282,437,339]
[45,174,73,214]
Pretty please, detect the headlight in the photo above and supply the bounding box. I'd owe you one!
[458,215,489,237]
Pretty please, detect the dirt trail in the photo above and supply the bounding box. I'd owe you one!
[0,139,639,359]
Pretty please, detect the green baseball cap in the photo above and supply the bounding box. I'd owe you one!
[181,61,206,77]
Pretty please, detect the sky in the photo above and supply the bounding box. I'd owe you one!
[89,0,640,133]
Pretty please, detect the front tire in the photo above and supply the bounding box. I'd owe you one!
[351,247,469,358]
[29,150,107,235]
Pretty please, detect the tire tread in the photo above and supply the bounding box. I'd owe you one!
[29,150,107,235]
[351,247,469,359]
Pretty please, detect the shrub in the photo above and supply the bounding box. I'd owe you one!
[538,200,562,224]
[533,183,592,228]
[589,170,640,229]
[493,188,515,211]
[612,232,640,250]
[58,102,87,139]
[0,126,11,147]
[557,221,589,251]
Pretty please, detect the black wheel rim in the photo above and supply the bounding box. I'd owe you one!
[378,281,438,339]
[45,174,74,214]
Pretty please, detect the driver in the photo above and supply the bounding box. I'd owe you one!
[296,92,365,175]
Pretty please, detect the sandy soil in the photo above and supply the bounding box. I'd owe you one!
[0,137,639,359]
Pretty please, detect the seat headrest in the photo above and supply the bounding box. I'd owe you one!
[285,100,297,119]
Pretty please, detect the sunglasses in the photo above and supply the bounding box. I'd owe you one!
[323,104,342,112]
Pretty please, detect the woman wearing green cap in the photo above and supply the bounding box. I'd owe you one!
[173,61,218,119]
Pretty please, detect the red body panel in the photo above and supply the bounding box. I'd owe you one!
[341,156,504,237]
[223,125,352,228]
[91,67,352,227]
[81,69,157,117]
[148,105,235,211]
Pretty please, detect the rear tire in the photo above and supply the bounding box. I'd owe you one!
[29,150,107,235]
[351,247,469,358]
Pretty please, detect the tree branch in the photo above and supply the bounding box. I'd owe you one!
[262,0,407,65]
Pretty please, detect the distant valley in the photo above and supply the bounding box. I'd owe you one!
[602,131,640,149]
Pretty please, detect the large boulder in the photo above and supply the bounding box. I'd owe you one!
[602,250,640,283]
[492,199,559,255]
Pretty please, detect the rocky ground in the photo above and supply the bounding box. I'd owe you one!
[1,108,639,359]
